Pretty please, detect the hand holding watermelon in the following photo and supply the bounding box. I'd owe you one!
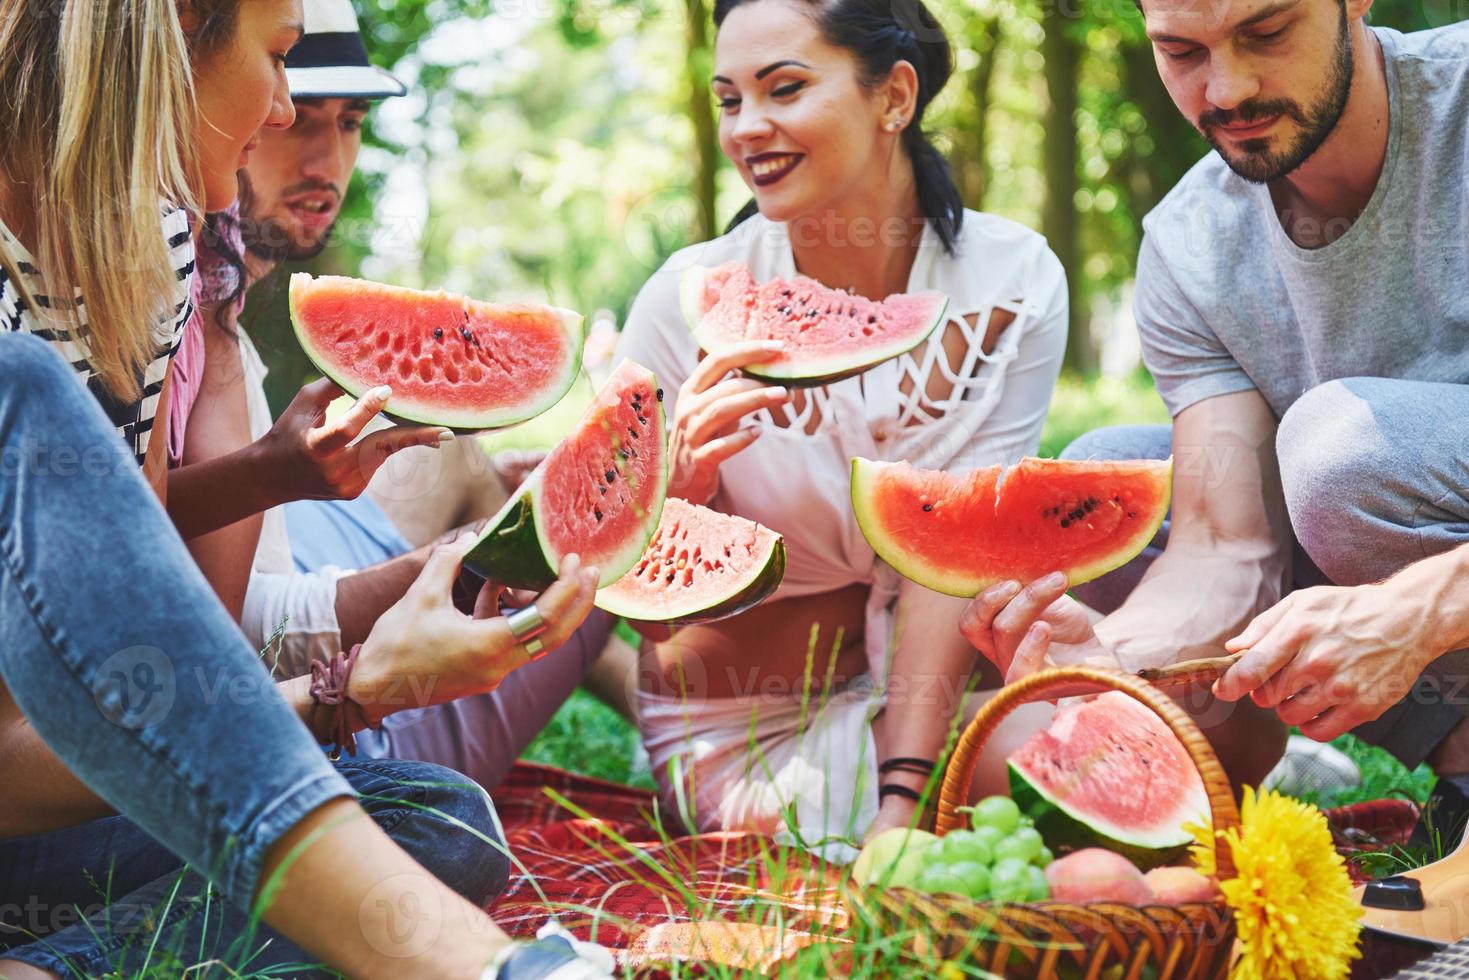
[259,377,450,504]
[959,573,1119,684]
[346,533,601,727]
[668,340,792,505]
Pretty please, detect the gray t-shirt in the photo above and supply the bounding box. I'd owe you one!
[1135,24,1469,420]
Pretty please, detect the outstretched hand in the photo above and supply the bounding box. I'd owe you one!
[349,532,600,726]
[959,573,1119,684]
[260,378,450,503]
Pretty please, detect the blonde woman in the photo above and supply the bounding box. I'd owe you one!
[0,2,609,976]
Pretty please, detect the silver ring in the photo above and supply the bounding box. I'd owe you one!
[521,637,545,658]
[506,604,547,643]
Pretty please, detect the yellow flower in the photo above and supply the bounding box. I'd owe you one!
[1187,787,1361,980]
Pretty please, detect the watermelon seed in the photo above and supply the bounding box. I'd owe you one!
[461,327,473,343]
[628,427,638,439]
[594,509,602,521]
[1061,519,1071,528]
[605,469,616,483]
[922,503,933,512]
[433,328,444,341]
[656,388,664,401]
[598,486,607,495]
[868,315,877,324]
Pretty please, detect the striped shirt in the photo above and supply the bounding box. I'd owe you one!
[1,207,195,466]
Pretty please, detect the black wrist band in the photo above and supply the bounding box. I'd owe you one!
[879,756,937,776]
[879,783,925,803]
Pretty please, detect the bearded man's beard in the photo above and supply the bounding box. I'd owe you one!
[1199,7,1354,184]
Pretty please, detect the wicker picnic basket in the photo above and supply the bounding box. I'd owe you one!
[848,666,1240,979]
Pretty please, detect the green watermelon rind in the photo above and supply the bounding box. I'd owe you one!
[463,365,669,591]
[289,273,585,433]
[1007,762,1191,871]
[679,265,949,388]
[849,456,1173,598]
[594,535,787,626]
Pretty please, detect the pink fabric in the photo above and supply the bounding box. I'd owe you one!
[165,203,247,468]
[165,291,206,469]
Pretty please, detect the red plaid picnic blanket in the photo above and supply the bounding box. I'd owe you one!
[489,763,846,969]
[488,763,1421,968]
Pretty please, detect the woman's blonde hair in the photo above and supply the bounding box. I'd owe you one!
[0,0,237,402]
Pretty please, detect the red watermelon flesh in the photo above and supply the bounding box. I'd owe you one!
[465,360,668,590]
[537,361,667,579]
[290,273,582,431]
[1009,692,1209,868]
[595,497,786,626]
[851,457,1171,597]
[680,262,947,386]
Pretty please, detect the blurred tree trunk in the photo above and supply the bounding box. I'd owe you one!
[1120,41,1203,218]
[950,16,1002,208]
[1042,16,1090,372]
[684,0,718,240]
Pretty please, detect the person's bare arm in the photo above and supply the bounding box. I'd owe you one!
[1096,389,1294,669]
[180,320,264,620]
[168,379,446,541]
[963,389,1293,678]
[865,584,977,838]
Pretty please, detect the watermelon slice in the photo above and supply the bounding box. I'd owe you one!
[1008,692,1209,869]
[851,457,1171,597]
[595,497,785,626]
[679,262,947,386]
[289,273,583,432]
[465,360,667,590]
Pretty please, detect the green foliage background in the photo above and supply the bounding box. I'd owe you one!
[249,0,1456,406]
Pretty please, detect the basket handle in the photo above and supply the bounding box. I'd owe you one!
[934,665,1240,881]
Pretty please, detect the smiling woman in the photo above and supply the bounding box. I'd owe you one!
[615,0,1070,847]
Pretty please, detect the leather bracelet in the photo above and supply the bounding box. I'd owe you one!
[310,644,364,760]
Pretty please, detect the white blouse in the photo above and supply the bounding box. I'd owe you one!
[616,210,1068,676]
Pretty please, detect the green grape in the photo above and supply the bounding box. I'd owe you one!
[946,860,991,900]
[968,825,1006,854]
[1035,846,1055,868]
[969,796,1022,836]
[988,857,1031,903]
[915,864,970,897]
[1024,865,1050,901]
[994,827,1045,865]
[937,830,994,867]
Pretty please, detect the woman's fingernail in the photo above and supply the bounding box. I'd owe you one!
[763,341,784,351]
[770,386,789,398]
[438,429,455,444]
[1044,571,1067,589]
[562,553,581,572]
[371,385,392,401]
[583,565,600,583]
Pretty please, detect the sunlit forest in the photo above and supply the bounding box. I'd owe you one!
[247,0,1453,409]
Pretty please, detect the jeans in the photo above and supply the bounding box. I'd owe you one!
[1063,376,1469,767]
[0,333,506,971]
[1,758,509,977]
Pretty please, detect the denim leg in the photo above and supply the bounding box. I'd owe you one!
[1277,377,1469,767]
[0,332,352,903]
[355,611,614,791]
[1,757,510,978]
[1060,424,1174,614]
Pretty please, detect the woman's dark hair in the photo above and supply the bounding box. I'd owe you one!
[713,0,964,254]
